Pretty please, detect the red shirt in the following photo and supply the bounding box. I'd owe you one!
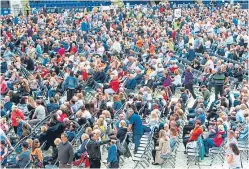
[58,48,65,56]
[59,113,68,122]
[213,131,225,147]
[70,47,77,54]
[189,126,203,142]
[11,109,25,127]
[82,71,88,80]
[109,79,119,92]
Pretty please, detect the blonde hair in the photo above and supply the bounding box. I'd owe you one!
[28,96,37,108]
[120,120,127,127]
[1,117,6,123]
[150,110,159,121]
[41,126,47,132]
[85,127,93,135]
[97,118,104,126]
[54,138,61,146]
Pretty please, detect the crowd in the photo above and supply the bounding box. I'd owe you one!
[0,1,248,169]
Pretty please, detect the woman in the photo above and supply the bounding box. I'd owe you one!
[31,139,43,168]
[97,118,105,140]
[0,140,8,167]
[116,120,128,143]
[204,125,225,157]
[113,95,122,112]
[169,127,178,150]
[152,130,171,165]
[11,105,24,134]
[148,110,159,129]
[225,143,241,169]
[170,70,182,94]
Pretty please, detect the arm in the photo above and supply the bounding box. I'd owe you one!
[155,139,163,151]
[226,154,233,164]
[67,145,74,165]
[37,149,43,162]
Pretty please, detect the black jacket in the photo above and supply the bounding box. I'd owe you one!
[86,139,109,160]
[93,71,106,83]
[117,127,127,143]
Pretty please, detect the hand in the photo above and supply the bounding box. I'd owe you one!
[10,146,15,151]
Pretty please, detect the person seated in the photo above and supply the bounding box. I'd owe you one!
[183,120,203,153]
[148,110,159,129]
[204,125,226,157]
[169,127,178,150]
[7,142,30,168]
[0,117,9,133]
[16,116,31,139]
[152,130,171,165]
[46,97,59,114]
[66,123,76,142]
[124,74,137,92]
[75,134,90,160]
[93,67,106,83]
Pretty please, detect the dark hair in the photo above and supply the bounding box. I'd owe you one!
[50,97,55,103]
[195,120,201,126]
[229,143,240,155]
[22,142,29,149]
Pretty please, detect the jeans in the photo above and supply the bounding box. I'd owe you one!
[185,83,196,99]
[89,159,101,169]
[47,89,56,98]
[133,134,142,152]
[204,138,216,154]
[214,85,224,100]
[67,88,75,101]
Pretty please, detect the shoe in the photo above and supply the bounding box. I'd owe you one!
[204,154,209,157]
[152,162,159,165]
[184,151,187,154]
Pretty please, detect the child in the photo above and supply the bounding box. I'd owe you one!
[66,123,76,142]
[107,140,119,169]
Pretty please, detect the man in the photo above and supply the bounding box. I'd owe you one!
[93,67,106,83]
[87,132,110,169]
[124,74,137,94]
[46,97,59,113]
[7,142,30,168]
[141,74,153,89]
[128,108,143,154]
[201,85,211,105]
[212,68,226,100]
[29,100,46,126]
[16,116,31,139]
[64,71,79,101]
[58,133,74,168]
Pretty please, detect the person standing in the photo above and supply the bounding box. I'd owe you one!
[225,143,241,169]
[128,108,143,154]
[87,132,110,169]
[64,71,79,101]
[58,133,74,168]
[212,68,226,100]
[184,67,196,99]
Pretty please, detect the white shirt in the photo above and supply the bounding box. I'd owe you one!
[82,110,92,119]
[194,22,200,33]
[111,41,122,53]
[172,75,182,85]
[205,59,214,70]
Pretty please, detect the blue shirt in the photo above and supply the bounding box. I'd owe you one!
[129,113,143,135]
[107,144,118,163]
[196,113,205,125]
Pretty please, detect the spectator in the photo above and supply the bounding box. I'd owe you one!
[184,67,196,99]
[7,142,30,168]
[152,130,170,165]
[16,116,31,139]
[87,132,110,169]
[107,139,119,168]
[128,108,143,154]
[29,100,46,126]
[212,68,226,100]
[11,105,24,134]
[58,133,74,168]
[225,143,241,169]
[0,140,8,167]
[64,71,79,101]
[30,139,43,168]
